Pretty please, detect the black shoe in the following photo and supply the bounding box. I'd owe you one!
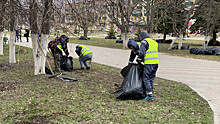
[81,67,84,70]
[86,67,90,70]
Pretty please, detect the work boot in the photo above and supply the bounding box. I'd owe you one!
[142,94,153,101]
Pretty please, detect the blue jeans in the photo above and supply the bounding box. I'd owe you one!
[143,64,158,93]
[79,53,92,68]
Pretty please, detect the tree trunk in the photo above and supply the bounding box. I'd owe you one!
[178,33,183,50]
[0,32,3,55]
[163,32,167,43]
[84,28,88,38]
[168,37,178,50]
[32,34,46,75]
[9,0,16,63]
[212,30,217,45]
[9,31,16,63]
[121,32,129,49]
[203,35,211,49]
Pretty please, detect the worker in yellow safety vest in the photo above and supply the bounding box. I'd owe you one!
[128,32,159,101]
[53,35,69,72]
[75,45,93,70]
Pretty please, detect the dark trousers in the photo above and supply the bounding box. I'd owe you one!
[143,64,158,93]
[15,35,22,42]
[53,50,61,72]
[26,36,29,42]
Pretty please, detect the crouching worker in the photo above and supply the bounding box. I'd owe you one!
[138,32,159,101]
[48,35,69,73]
[75,45,93,70]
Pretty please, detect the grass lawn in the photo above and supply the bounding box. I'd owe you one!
[0,45,213,123]
[69,37,123,49]
[69,37,220,62]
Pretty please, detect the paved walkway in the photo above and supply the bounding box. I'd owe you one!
[15,40,219,124]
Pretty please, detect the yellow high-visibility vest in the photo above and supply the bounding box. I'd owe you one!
[57,43,62,50]
[79,45,93,56]
[143,38,159,64]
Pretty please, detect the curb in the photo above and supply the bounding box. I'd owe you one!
[189,85,219,124]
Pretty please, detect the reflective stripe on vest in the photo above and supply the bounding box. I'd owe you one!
[133,42,141,55]
[79,45,93,56]
[57,43,62,50]
[144,38,159,64]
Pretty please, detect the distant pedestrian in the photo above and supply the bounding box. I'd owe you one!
[3,34,8,45]
[24,29,29,42]
[75,45,93,70]
[15,28,22,42]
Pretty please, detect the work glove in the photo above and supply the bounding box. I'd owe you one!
[136,58,142,63]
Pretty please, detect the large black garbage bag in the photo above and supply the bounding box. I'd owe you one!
[198,49,206,55]
[190,48,199,54]
[45,67,52,75]
[60,56,74,71]
[116,64,146,100]
[120,64,132,78]
[172,45,190,50]
[211,48,220,55]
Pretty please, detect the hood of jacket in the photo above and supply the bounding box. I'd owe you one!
[127,39,139,50]
[139,32,150,41]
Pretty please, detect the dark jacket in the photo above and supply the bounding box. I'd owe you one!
[75,46,82,56]
[56,35,69,56]
[24,29,29,37]
[16,29,21,36]
[138,32,150,60]
[127,39,140,62]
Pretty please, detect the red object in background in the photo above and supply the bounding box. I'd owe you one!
[188,22,192,26]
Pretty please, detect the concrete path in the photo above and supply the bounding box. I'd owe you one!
[15,39,219,124]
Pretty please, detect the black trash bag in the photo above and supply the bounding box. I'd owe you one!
[172,45,190,50]
[111,36,117,39]
[198,48,206,55]
[204,48,213,55]
[165,40,172,43]
[190,48,199,54]
[156,39,163,43]
[45,67,52,75]
[211,48,220,55]
[60,77,77,82]
[171,45,178,49]
[120,64,132,78]
[116,64,147,100]
[79,36,90,40]
[181,45,190,50]
[116,40,123,43]
[60,56,74,71]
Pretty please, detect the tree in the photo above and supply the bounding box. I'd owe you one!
[30,0,42,75]
[66,0,101,39]
[105,0,138,49]
[142,0,162,37]
[0,0,7,55]
[9,0,17,63]
[202,0,220,48]
[156,0,173,43]
[29,0,53,75]
[167,0,206,50]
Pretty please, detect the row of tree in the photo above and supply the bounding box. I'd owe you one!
[0,0,219,75]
